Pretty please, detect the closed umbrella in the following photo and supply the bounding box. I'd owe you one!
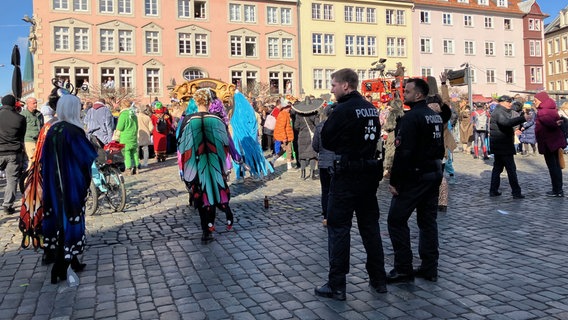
[11,44,22,99]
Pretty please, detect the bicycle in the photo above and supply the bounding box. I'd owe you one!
[85,139,127,215]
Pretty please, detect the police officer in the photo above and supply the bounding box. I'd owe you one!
[386,78,445,283]
[314,68,386,301]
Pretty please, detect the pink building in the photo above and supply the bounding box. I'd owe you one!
[32,0,299,104]
[411,0,543,97]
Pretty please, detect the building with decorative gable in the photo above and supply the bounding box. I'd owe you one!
[32,0,299,104]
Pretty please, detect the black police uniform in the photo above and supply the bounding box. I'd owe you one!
[320,91,386,293]
[387,98,445,279]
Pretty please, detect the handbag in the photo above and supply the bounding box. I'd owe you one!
[559,148,565,170]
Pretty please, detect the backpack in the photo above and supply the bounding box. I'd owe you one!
[474,111,488,131]
[156,115,167,133]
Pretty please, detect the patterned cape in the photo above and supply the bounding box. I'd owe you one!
[177,112,231,207]
[41,121,97,260]
[19,120,56,249]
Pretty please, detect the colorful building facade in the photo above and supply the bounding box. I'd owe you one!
[32,0,299,104]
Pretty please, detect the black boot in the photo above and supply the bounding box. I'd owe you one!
[50,257,67,284]
[70,256,86,272]
[300,169,306,179]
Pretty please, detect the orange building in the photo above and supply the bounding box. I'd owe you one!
[32,0,299,105]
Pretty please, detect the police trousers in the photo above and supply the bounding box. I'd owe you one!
[387,170,442,274]
[327,165,386,290]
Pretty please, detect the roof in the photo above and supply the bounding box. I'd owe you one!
[413,0,524,15]
[472,94,493,103]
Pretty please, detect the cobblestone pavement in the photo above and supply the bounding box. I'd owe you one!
[0,152,567,320]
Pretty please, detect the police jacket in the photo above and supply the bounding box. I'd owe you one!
[390,99,444,187]
[321,91,379,161]
[0,105,26,155]
[489,104,525,155]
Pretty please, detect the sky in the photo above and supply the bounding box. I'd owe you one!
[0,1,566,96]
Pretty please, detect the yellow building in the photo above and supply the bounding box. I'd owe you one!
[544,6,568,92]
[298,0,414,98]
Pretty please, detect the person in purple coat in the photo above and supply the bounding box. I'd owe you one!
[534,91,567,197]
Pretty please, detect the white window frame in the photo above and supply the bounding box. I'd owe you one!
[420,38,432,53]
[529,40,541,57]
[99,0,113,13]
[145,0,159,16]
[74,27,89,52]
[345,35,354,55]
[229,4,241,22]
[118,0,132,14]
[367,8,376,23]
[244,5,256,23]
[267,6,278,24]
[443,39,455,54]
[54,0,69,10]
[179,33,192,55]
[464,40,475,55]
[486,69,495,83]
[54,26,70,51]
[485,41,495,56]
[74,0,88,11]
[504,18,512,30]
[146,68,161,95]
[323,4,333,20]
[504,43,514,57]
[100,29,114,52]
[505,70,514,83]
[464,15,473,27]
[484,16,494,28]
[355,7,364,23]
[311,3,321,20]
[421,67,432,77]
[345,6,354,22]
[420,11,430,24]
[145,30,160,54]
[443,13,453,26]
[118,30,133,53]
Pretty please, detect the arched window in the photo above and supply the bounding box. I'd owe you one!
[183,68,205,81]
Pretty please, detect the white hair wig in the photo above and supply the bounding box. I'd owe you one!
[56,94,83,128]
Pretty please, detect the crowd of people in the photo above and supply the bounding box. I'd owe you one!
[0,69,567,295]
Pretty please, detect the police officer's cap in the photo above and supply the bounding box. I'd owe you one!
[497,95,513,103]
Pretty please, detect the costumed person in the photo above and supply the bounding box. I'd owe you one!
[19,80,63,263]
[458,100,473,154]
[41,94,98,284]
[382,98,405,179]
[151,101,172,162]
[208,92,242,229]
[137,105,154,168]
[114,100,139,175]
[292,97,321,180]
[177,88,233,242]
[229,91,274,182]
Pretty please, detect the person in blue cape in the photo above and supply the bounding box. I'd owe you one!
[41,94,97,284]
